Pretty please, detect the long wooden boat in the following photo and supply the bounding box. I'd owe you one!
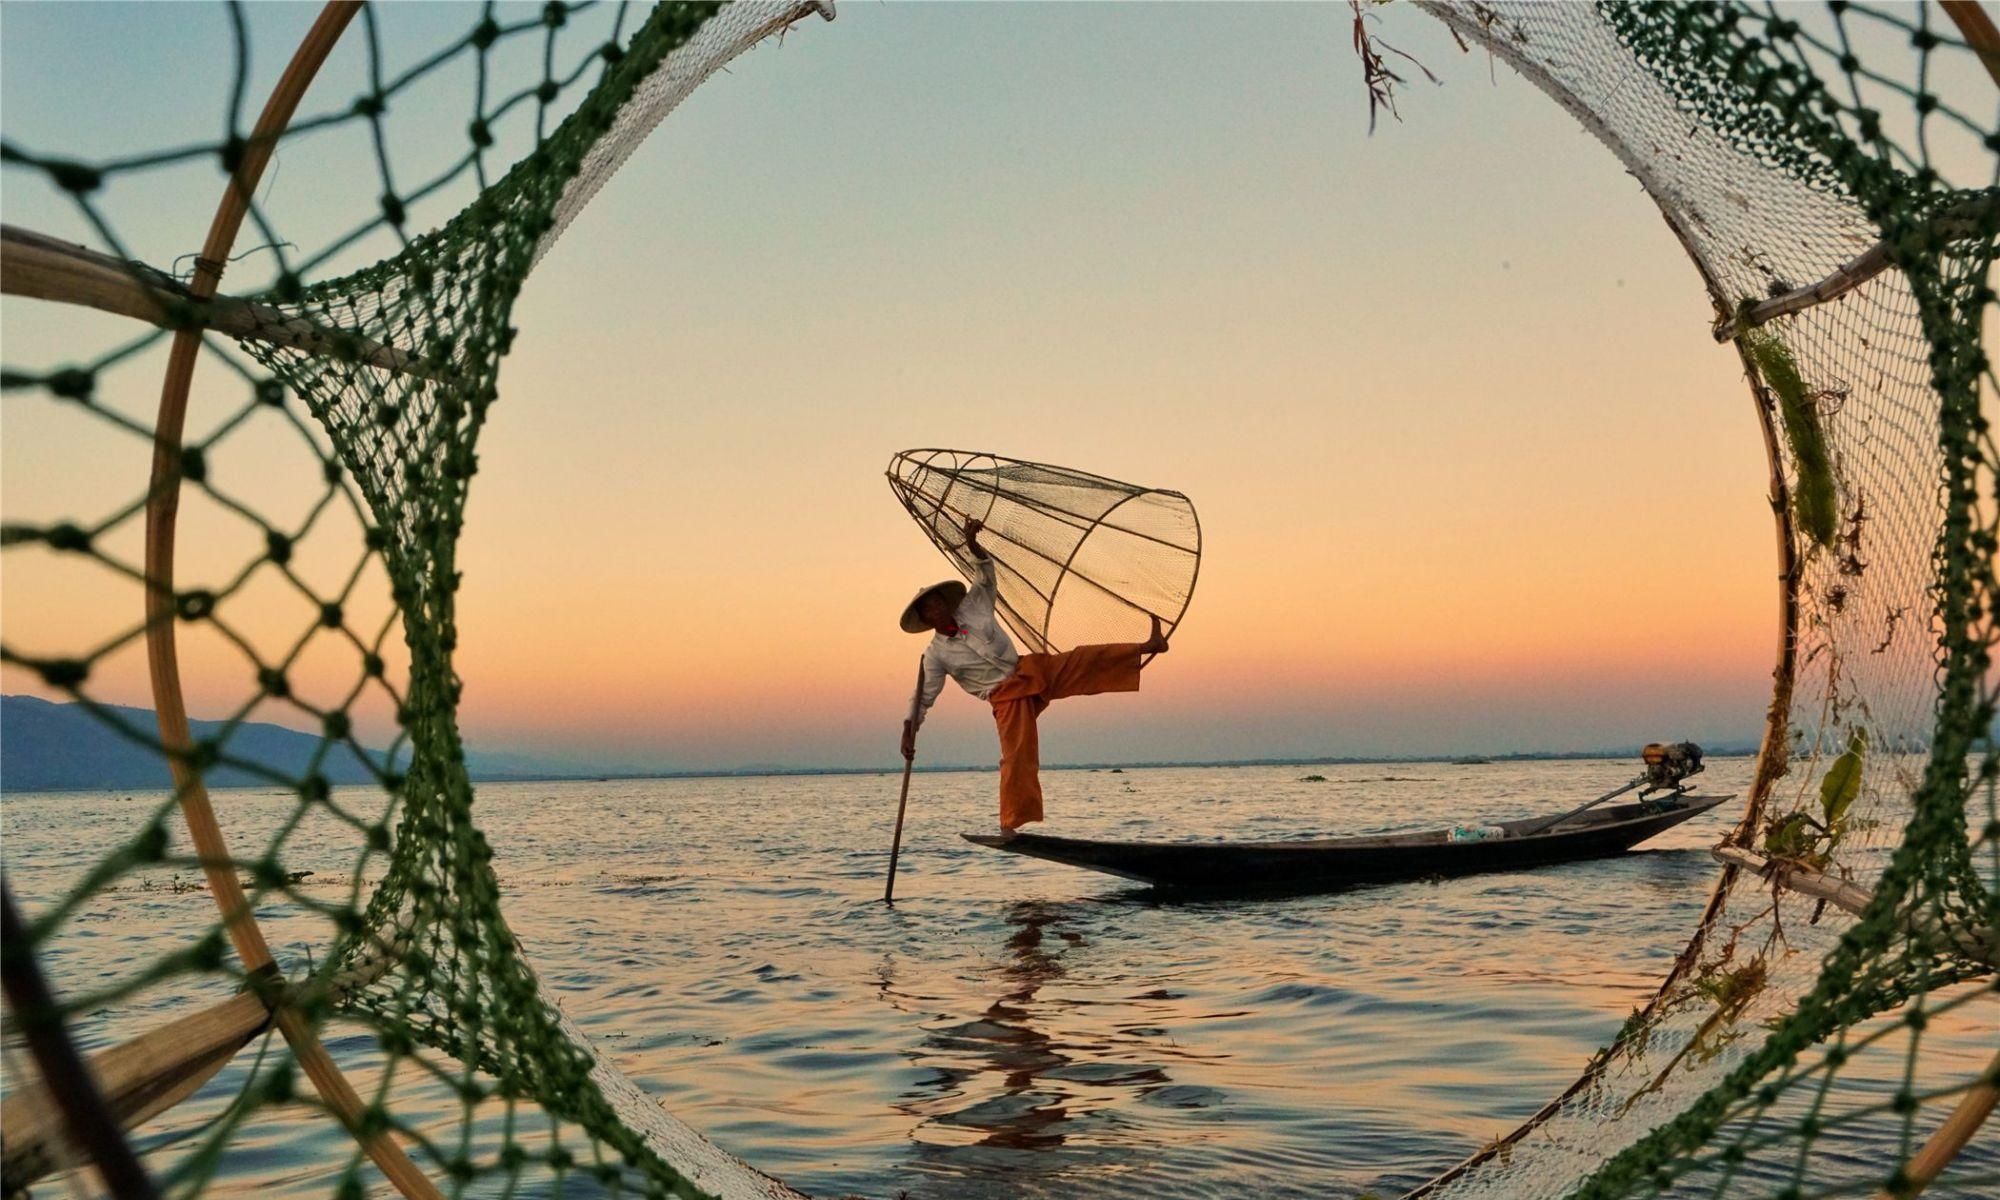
[962,793,1733,893]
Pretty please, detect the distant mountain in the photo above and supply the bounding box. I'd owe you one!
[0,694,400,792]
[0,695,589,792]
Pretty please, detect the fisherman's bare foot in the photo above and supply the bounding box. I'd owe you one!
[1141,614,1170,656]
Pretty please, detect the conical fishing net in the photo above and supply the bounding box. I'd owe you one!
[0,1,1994,1199]
[886,449,1202,656]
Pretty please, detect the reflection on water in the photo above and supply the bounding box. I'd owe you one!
[887,899,1238,1196]
[4,760,1994,1199]
[922,903,1087,1155]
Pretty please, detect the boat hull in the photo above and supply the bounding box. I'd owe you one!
[962,794,1732,893]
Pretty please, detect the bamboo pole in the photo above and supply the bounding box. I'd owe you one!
[1,224,435,377]
[1711,845,1877,916]
[0,885,159,1200]
[1712,845,1998,965]
[1,990,270,1193]
[885,658,925,903]
[1711,197,1998,342]
[139,4,440,1197]
[1942,1,2000,88]
[1877,1048,2000,1199]
[1,917,414,1191]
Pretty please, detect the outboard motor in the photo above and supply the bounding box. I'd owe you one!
[1517,741,1708,836]
[1640,742,1704,795]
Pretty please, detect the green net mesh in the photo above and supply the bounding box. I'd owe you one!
[3,3,824,1197]
[0,2,1994,1198]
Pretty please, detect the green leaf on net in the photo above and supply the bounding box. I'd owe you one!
[1819,728,1867,831]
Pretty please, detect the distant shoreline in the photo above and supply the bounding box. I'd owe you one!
[0,694,1764,794]
[6,747,1762,793]
[459,747,1764,785]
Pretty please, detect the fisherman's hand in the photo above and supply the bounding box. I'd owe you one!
[900,720,916,762]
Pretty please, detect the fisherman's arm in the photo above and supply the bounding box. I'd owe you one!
[962,517,1000,601]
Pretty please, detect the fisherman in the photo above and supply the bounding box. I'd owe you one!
[899,516,1168,835]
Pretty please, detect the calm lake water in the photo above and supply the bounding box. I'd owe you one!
[4,758,1993,1198]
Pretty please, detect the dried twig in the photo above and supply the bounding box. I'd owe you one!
[1349,0,1441,133]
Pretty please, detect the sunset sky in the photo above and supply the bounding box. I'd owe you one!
[1,2,1785,772]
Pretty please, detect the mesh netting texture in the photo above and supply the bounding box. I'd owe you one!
[2,3,826,1197]
[886,449,1202,657]
[1401,3,1998,1198]
[0,1,1994,1199]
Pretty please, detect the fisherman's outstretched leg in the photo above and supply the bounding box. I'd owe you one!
[992,696,1046,832]
[1041,640,1144,701]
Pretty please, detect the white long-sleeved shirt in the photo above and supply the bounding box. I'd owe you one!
[908,556,1020,729]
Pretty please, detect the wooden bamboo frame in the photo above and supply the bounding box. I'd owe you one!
[1711,846,1998,965]
[884,448,1202,663]
[1711,847,2000,1200]
[1,224,435,377]
[0,916,414,1192]
[1,990,269,1193]
[1710,196,1998,342]
[134,3,441,1197]
[1913,8,2000,1189]
[1942,1,2000,87]
[1878,1047,2000,1199]
[1403,7,1809,1195]
[0,885,158,1200]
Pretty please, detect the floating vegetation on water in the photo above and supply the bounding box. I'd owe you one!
[1300,774,1329,782]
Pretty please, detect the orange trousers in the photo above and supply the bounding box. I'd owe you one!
[987,642,1144,830]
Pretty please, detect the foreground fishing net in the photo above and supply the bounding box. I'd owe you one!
[1388,3,2000,1198]
[1,3,827,1197]
[0,1,1993,1198]
[886,449,1202,656]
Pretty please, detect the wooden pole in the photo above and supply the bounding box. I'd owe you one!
[2,918,418,1192]
[1,989,271,1192]
[1514,776,1643,837]
[1877,1048,2000,1199]
[0,884,160,1200]
[885,658,925,903]
[1710,196,1998,342]
[139,4,440,1197]
[1942,1,2000,88]
[0,224,435,377]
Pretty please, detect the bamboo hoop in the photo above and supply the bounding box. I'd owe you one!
[1876,1047,2000,1199]
[139,4,439,1197]
[1403,10,1808,1194]
[1942,1,2000,88]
